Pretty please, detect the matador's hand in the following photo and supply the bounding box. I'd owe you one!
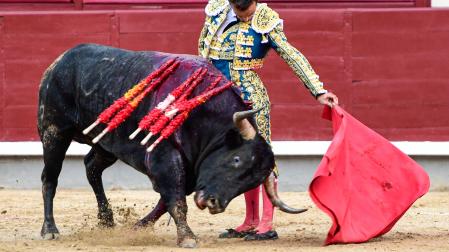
[317,92,339,107]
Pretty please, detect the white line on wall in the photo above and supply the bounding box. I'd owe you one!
[432,0,449,7]
[0,141,448,156]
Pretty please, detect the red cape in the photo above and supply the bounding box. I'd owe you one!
[309,106,430,245]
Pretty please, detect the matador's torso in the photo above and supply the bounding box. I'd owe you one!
[198,0,327,98]
[198,0,327,154]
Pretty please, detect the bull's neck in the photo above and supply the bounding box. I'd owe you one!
[184,112,232,175]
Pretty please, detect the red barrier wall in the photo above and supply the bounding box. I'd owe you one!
[0,7,448,141]
[0,0,431,11]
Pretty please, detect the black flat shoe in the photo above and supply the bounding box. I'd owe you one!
[219,228,254,238]
[244,230,278,241]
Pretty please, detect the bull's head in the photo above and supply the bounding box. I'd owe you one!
[194,108,306,215]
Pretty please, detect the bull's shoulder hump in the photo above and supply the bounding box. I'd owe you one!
[68,43,129,55]
[157,52,211,67]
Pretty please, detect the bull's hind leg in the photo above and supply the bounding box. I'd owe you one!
[40,125,74,239]
[134,198,167,228]
[84,147,117,227]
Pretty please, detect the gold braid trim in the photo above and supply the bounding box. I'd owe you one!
[198,16,210,56]
[205,0,229,17]
[232,58,264,70]
[251,3,281,34]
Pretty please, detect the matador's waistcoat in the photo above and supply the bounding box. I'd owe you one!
[198,0,327,97]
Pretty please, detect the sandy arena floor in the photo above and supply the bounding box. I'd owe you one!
[0,189,448,252]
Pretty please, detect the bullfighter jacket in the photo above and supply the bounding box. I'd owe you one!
[198,0,327,167]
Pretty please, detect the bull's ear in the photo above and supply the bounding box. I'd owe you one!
[225,128,244,148]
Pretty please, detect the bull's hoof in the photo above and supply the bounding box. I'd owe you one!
[42,232,60,240]
[178,238,197,248]
[41,223,60,240]
[98,219,115,228]
[132,220,154,230]
[98,210,115,228]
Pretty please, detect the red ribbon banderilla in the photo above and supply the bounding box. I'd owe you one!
[146,80,232,152]
[87,59,180,143]
[138,72,221,146]
[129,67,207,141]
[82,58,177,136]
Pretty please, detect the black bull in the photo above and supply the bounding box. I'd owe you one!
[37,44,304,247]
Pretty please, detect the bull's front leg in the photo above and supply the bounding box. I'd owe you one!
[167,196,197,248]
[147,144,197,248]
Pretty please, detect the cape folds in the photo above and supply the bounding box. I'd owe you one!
[309,105,430,245]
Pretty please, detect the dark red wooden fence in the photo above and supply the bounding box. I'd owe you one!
[0,1,447,142]
[0,0,431,10]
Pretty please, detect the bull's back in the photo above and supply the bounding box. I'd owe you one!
[37,43,230,170]
[39,44,215,127]
[40,44,155,127]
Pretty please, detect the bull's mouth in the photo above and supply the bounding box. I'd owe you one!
[194,190,225,214]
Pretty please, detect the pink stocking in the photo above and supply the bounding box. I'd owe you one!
[256,179,276,234]
[235,186,260,232]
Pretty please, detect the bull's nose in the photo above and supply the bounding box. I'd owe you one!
[206,195,225,214]
[194,191,225,214]
[194,191,207,210]
[206,196,218,209]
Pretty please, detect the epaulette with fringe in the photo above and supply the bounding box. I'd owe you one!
[205,0,229,17]
[251,3,282,34]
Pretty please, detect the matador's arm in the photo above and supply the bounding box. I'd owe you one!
[268,24,328,97]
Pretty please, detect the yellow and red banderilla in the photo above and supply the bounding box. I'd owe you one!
[82,58,177,136]
[83,58,180,143]
[144,80,232,153]
[82,57,233,152]
[129,67,208,142]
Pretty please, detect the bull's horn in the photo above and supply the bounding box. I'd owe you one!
[232,107,262,140]
[233,107,263,123]
[263,174,308,214]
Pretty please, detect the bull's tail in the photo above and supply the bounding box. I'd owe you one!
[37,50,68,133]
[37,49,79,240]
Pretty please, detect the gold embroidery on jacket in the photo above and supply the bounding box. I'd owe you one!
[205,0,228,17]
[198,16,211,56]
[210,24,238,60]
[239,22,250,33]
[233,58,264,70]
[210,39,222,50]
[251,3,281,34]
[230,70,271,142]
[199,7,230,58]
[236,34,254,46]
[208,50,220,60]
[234,45,252,58]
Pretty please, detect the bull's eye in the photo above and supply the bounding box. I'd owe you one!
[233,156,240,165]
